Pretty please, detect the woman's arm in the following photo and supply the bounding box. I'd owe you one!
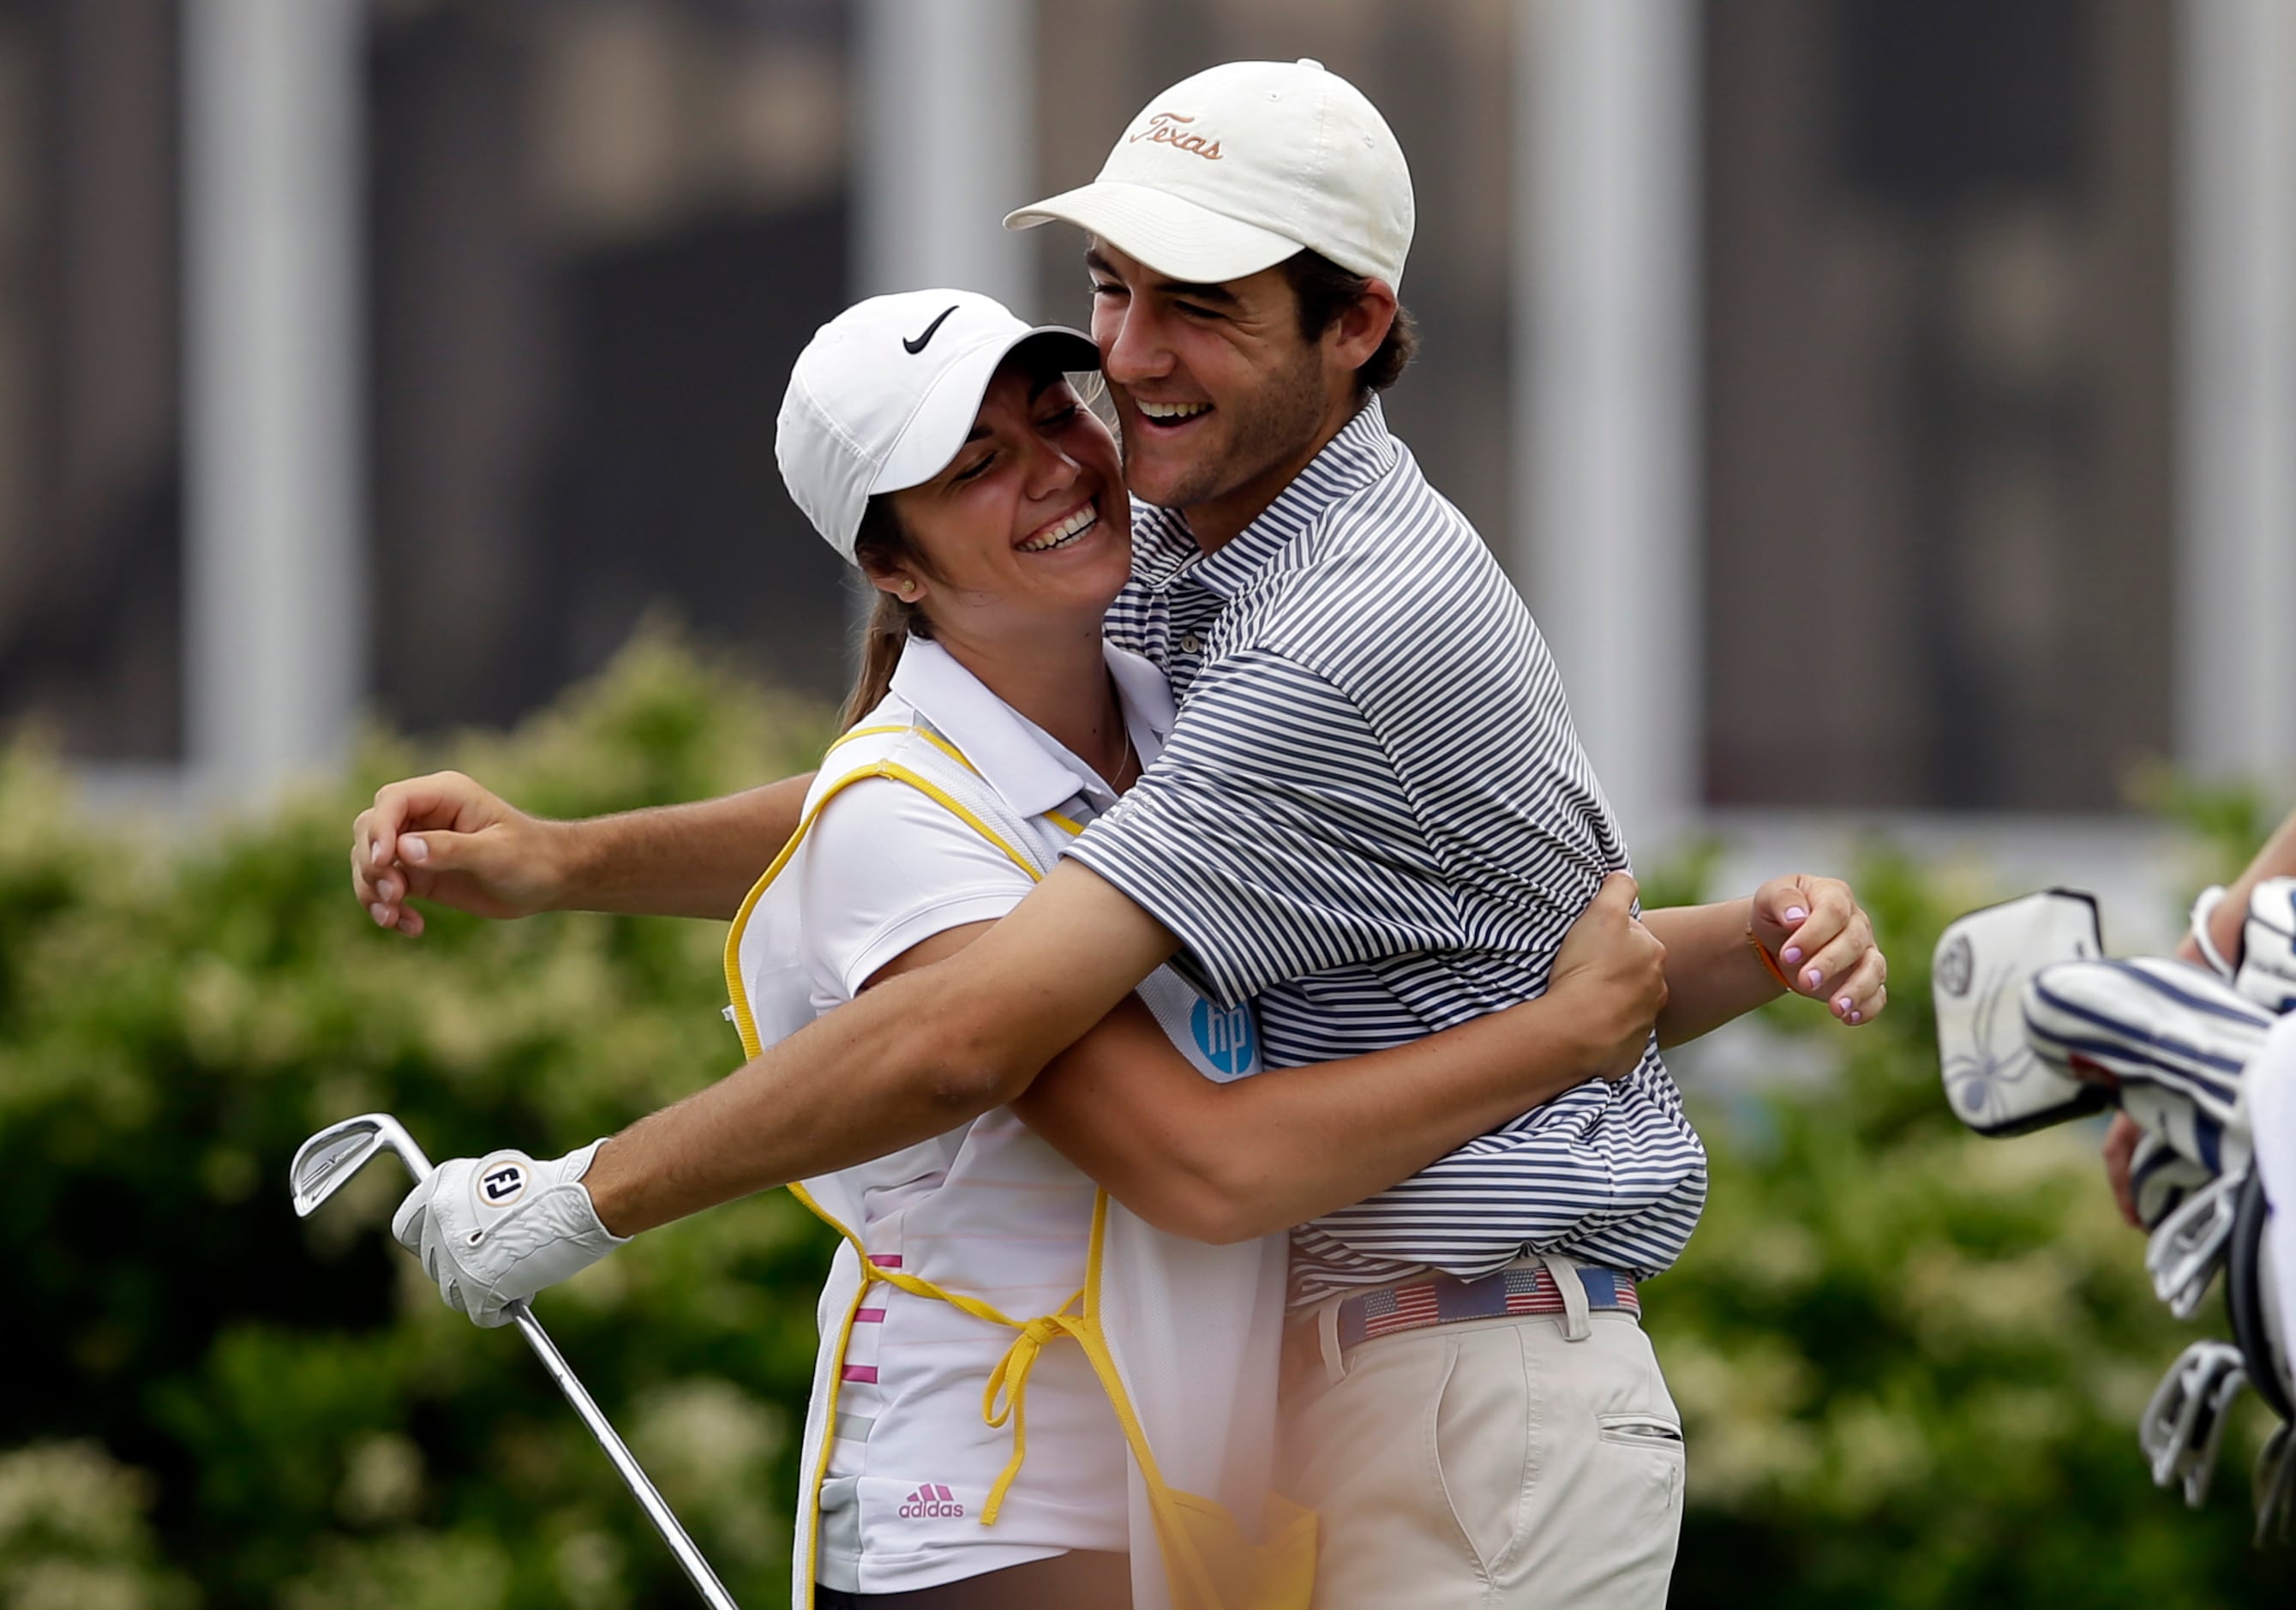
[1004,874,1668,1244]
[354,771,813,932]
[1642,875,1886,1046]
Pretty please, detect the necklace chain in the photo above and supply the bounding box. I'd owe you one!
[1105,727,1139,793]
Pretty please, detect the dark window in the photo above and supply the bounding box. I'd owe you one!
[0,0,183,761]
[366,0,857,732]
[1703,0,2172,810]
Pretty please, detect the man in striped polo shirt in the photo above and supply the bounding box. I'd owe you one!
[363,60,1887,1607]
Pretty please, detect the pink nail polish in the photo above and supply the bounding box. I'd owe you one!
[1783,946,1803,965]
[1837,995,1853,1013]
[1784,906,1807,924]
[1849,1010,1862,1024]
[1805,968,1824,991]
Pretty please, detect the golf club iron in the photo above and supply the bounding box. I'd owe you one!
[2147,1168,2245,1320]
[292,1114,740,1610]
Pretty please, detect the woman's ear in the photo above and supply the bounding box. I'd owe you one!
[865,564,923,603]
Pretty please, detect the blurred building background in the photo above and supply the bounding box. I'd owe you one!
[1,0,2292,906]
[8,7,2296,1604]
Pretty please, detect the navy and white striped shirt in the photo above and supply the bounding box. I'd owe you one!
[1074,398,1708,1306]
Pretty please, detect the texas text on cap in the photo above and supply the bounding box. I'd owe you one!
[775,289,1099,562]
[1004,58,1414,291]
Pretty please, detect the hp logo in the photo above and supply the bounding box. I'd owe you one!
[1190,999,1257,1077]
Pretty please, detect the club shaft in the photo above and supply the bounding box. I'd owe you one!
[390,1132,739,1607]
[508,1305,741,1610]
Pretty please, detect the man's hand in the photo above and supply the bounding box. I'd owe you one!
[352,772,573,935]
[2099,1111,2148,1228]
[1548,873,1670,1081]
[1751,874,1887,1024]
[390,1141,627,1327]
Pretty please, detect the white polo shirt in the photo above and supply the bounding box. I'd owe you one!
[791,636,1265,1595]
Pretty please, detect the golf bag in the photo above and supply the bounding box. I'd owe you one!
[1933,882,2296,1540]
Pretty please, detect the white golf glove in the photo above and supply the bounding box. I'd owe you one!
[390,1140,627,1328]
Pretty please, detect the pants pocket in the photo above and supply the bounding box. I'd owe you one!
[1597,1412,1684,1451]
[1430,1331,1536,1575]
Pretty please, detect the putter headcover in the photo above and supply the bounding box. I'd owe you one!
[1933,889,2109,1135]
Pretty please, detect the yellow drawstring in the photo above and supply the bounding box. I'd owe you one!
[980,1311,1082,1523]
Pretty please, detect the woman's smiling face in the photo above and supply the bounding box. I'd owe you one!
[877,356,1133,646]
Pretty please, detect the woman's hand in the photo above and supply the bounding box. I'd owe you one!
[1750,874,1887,1024]
[353,771,573,934]
[1548,872,1670,1081]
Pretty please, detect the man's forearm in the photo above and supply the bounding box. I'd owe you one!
[1644,898,1783,1047]
[556,777,812,921]
[582,858,1179,1234]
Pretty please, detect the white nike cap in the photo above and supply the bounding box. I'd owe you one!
[1004,58,1413,291]
[776,289,1099,562]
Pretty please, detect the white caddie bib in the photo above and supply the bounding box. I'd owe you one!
[725,703,1314,1610]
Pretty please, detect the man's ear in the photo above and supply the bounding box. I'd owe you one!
[1327,278,1399,371]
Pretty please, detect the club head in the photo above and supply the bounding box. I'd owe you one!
[2148,1168,2245,1319]
[2140,1339,2247,1503]
[291,1113,430,1217]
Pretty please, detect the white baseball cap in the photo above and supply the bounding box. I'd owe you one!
[776,289,1100,561]
[1004,58,1413,291]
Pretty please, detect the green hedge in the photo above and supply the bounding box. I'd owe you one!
[1,632,2289,1607]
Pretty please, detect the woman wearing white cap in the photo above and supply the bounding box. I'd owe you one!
[719,287,1669,1609]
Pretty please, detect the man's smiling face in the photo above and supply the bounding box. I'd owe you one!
[1085,242,1340,546]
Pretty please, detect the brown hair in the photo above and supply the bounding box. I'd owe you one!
[838,496,934,730]
[1280,249,1418,393]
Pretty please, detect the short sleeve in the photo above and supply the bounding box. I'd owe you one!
[1063,649,1456,1007]
[797,774,1034,1000]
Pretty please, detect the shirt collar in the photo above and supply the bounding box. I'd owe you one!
[1126,394,1399,600]
[886,636,1174,820]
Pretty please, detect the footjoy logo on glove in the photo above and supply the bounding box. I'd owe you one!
[897,1484,963,1519]
[480,1162,528,1207]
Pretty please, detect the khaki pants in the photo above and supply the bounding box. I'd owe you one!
[1277,1299,1683,1610]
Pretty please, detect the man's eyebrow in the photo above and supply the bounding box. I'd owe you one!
[1160,278,1239,305]
[1082,248,1238,306]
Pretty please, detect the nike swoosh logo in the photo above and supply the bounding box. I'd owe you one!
[902,305,960,355]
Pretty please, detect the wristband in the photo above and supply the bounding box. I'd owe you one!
[2189,885,2235,979]
[1747,926,1796,992]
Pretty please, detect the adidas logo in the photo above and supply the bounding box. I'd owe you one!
[897,1483,964,1520]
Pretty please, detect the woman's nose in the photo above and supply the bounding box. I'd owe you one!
[1022,431,1084,500]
